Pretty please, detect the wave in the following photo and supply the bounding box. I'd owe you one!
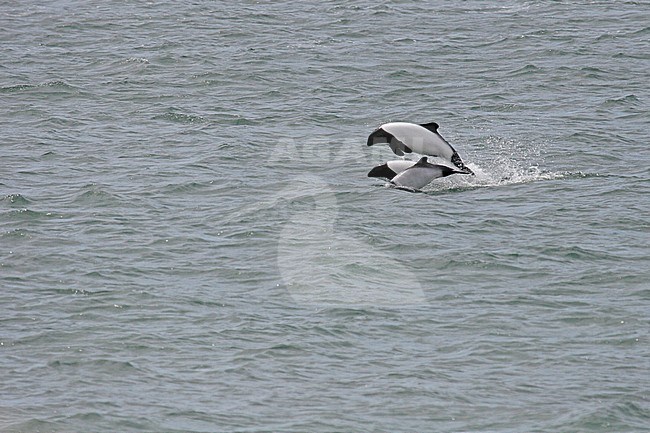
[153,109,206,124]
[1,193,31,207]
[0,80,81,94]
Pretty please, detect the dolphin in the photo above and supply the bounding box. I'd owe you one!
[390,156,469,190]
[367,122,473,174]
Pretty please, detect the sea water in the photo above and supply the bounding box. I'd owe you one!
[1,1,649,431]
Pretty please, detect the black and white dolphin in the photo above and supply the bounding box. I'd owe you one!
[367,122,473,174]
[390,157,469,190]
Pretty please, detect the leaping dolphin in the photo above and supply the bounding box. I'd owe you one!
[367,122,473,174]
[390,157,469,191]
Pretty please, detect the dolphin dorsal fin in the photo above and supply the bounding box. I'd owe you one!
[414,156,428,166]
[419,122,440,133]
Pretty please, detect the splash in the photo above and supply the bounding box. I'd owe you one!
[419,153,572,194]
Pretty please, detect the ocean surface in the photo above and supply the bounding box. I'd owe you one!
[1,1,649,432]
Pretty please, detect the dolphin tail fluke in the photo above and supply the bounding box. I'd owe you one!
[450,152,474,175]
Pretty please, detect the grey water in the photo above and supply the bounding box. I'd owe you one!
[1,1,649,431]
